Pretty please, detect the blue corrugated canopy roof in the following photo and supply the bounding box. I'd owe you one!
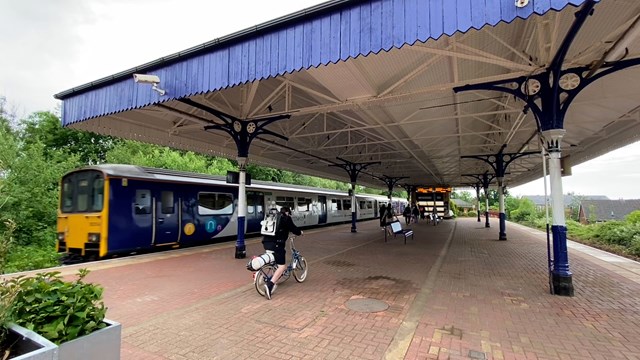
[55,0,591,126]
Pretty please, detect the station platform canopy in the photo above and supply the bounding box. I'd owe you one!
[54,0,640,190]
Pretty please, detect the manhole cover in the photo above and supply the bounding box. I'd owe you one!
[345,298,389,313]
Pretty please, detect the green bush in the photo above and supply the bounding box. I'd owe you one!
[3,269,106,344]
[467,210,477,218]
[628,235,640,257]
[625,210,640,225]
[594,221,628,246]
[3,245,60,274]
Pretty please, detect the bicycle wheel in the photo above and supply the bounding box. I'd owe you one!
[293,256,308,283]
[254,264,276,297]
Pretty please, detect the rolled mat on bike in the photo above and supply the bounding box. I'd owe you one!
[246,252,275,271]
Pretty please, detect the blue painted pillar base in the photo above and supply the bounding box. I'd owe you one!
[235,245,246,259]
[551,272,574,297]
[550,224,573,296]
[499,213,507,240]
[351,212,357,233]
[235,216,246,259]
[485,212,490,228]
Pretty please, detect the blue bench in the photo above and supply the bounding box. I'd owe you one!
[385,220,414,245]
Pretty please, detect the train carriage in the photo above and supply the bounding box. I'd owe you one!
[56,165,406,260]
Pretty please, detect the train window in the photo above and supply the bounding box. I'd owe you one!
[198,192,234,215]
[359,201,366,209]
[61,178,74,212]
[76,178,90,212]
[161,191,174,214]
[275,196,295,210]
[330,199,338,212]
[91,177,104,211]
[247,193,263,215]
[135,190,152,215]
[297,197,311,212]
[343,199,351,211]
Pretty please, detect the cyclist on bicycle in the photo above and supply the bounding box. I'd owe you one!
[262,206,302,300]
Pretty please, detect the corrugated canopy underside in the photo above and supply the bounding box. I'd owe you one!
[56,0,640,190]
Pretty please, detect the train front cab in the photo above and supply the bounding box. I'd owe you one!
[57,170,108,259]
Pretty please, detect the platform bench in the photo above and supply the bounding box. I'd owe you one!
[385,220,414,245]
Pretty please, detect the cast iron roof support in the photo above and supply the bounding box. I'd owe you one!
[379,176,409,203]
[178,98,291,259]
[453,0,640,296]
[401,184,418,205]
[462,145,538,240]
[330,157,380,233]
[463,173,495,229]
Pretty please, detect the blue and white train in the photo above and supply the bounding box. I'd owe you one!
[56,164,408,260]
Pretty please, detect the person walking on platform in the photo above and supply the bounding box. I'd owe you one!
[262,206,302,300]
[431,206,438,226]
[379,204,387,230]
[402,205,411,225]
[412,204,420,223]
[384,204,396,235]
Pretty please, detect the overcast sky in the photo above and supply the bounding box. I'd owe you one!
[1,0,639,199]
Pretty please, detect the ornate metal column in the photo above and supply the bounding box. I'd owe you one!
[544,129,573,295]
[379,175,408,208]
[453,0,640,294]
[473,182,481,223]
[331,158,379,232]
[178,98,290,259]
[462,145,537,240]
[464,173,495,228]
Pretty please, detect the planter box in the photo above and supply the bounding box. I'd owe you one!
[7,323,58,360]
[7,319,121,360]
[58,319,121,360]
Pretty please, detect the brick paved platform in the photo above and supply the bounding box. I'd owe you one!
[33,218,640,359]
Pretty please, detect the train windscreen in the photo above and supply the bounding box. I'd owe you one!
[60,170,105,213]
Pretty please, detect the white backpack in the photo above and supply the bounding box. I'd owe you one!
[260,209,282,236]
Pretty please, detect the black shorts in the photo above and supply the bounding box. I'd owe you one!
[263,240,286,265]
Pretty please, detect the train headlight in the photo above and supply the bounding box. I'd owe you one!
[57,232,65,241]
[88,233,101,243]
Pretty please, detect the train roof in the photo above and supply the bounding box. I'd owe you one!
[68,164,402,200]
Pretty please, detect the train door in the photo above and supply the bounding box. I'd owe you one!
[153,190,180,246]
[246,191,265,234]
[317,195,327,224]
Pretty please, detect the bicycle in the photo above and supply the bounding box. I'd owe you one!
[254,235,308,297]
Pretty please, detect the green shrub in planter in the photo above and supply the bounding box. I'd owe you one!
[5,268,107,345]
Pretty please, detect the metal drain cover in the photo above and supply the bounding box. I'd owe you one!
[345,298,389,313]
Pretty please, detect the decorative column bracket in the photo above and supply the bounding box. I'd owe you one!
[453,1,640,132]
[401,184,419,204]
[330,157,380,232]
[177,98,292,259]
[377,175,409,202]
[461,144,538,178]
[178,98,290,157]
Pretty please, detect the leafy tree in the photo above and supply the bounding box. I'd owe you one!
[0,107,79,271]
[452,190,474,203]
[508,197,537,222]
[21,111,118,164]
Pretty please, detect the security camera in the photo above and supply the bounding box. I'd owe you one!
[132,73,166,96]
[133,74,161,84]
